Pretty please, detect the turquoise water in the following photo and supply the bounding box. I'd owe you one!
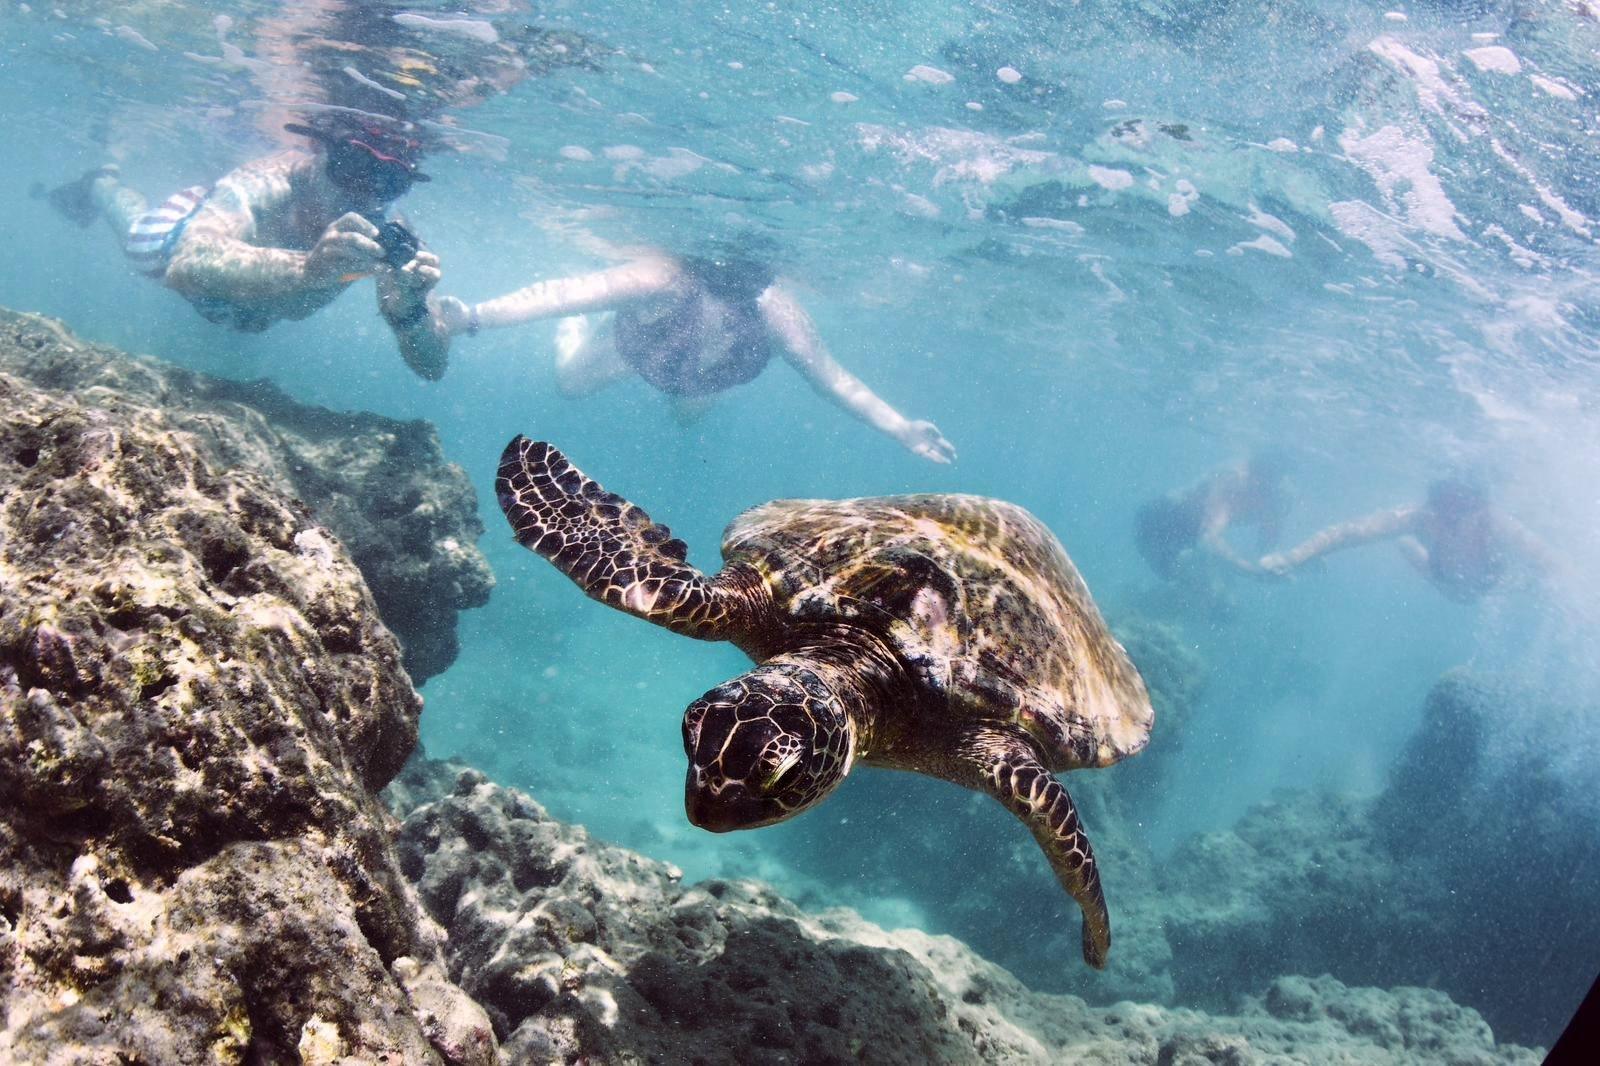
[5,0,1599,1050]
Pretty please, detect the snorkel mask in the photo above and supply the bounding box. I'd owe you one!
[285,120,431,203]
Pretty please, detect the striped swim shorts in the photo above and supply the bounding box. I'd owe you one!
[125,185,210,276]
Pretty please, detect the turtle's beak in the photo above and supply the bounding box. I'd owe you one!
[685,779,777,832]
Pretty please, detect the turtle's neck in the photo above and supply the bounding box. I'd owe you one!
[711,562,786,647]
[771,628,907,763]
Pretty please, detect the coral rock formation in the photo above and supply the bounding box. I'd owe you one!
[0,318,492,1063]
[1154,670,1600,1047]
[0,309,492,683]
[391,758,1542,1065]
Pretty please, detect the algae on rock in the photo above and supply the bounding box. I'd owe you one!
[0,309,492,683]
[390,757,1543,1065]
[0,312,493,1064]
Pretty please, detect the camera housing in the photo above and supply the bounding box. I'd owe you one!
[376,219,420,268]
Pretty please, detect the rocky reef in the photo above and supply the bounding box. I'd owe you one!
[0,316,493,1062]
[389,757,1542,1064]
[0,313,1553,1062]
[0,309,492,683]
[1154,669,1600,1047]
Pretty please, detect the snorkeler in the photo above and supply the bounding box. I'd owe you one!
[1258,478,1556,603]
[35,112,451,380]
[1134,452,1290,578]
[435,254,957,464]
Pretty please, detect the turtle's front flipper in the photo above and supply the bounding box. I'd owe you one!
[496,436,746,639]
[963,727,1112,968]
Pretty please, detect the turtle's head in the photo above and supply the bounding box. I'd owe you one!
[682,659,854,831]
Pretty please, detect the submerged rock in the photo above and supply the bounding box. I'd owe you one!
[0,309,492,683]
[390,757,1542,1065]
[0,319,492,1063]
[1152,669,1600,1047]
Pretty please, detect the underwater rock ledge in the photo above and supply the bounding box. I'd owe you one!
[388,757,1543,1065]
[0,336,494,1063]
[0,309,493,684]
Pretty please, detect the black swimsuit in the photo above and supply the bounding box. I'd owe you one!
[613,257,776,397]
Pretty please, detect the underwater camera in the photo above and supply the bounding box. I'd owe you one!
[376,219,420,268]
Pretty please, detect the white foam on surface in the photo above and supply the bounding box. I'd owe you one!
[1367,36,1460,118]
[1246,205,1296,242]
[1463,46,1520,75]
[830,91,857,104]
[393,12,498,43]
[644,148,712,180]
[1082,256,1126,302]
[1021,217,1085,234]
[1168,179,1199,217]
[1531,75,1579,101]
[855,124,1053,185]
[1482,224,1544,270]
[904,65,954,85]
[1329,199,1412,270]
[1489,137,1592,237]
[115,25,157,51]
[1087,165,1134,191]
[558,145,593,162]
[1228,235,1292,258]
[996,66,1022,84]
[1339,124,1465,240]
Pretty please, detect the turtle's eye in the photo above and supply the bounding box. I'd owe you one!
[761,752,802,794]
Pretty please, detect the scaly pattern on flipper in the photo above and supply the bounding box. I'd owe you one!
[963,727,1112,968]
[496,436,741,639]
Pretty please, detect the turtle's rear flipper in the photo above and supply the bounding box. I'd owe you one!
[496,436,744,640]
[964,727,1112,968]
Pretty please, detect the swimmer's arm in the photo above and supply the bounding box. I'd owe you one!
[1497,514,1561,580]
[164,173,305,301]
[1262,507,1419,573]
[379,249,450,381]
[762,285,955,464]
[164,157,359,302]
[1198,504,1261,574]
[443,256,682,333]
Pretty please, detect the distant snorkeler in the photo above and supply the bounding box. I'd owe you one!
[1259,478,1558,603]
[1134,451,1291,579]
[33,111,452,380]
[435,253,957,464]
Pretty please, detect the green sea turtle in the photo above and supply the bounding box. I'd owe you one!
[495,436,1154,967]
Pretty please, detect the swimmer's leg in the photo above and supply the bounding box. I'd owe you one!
[670,394,716,425]
[555,313,632,396]
[92,170,149,242]
[34,165,141,234]
[1397,535,1430,576]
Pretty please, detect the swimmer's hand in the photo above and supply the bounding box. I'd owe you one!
[901,420,956,464]
[435,295,475,335]
[378,249,442,324]
[304,212,384,284]
[1257,553,1293,579]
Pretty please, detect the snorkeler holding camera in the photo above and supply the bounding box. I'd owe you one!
[37,112,452,380]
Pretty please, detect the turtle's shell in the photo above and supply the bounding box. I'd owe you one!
[722,494,1153,769]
